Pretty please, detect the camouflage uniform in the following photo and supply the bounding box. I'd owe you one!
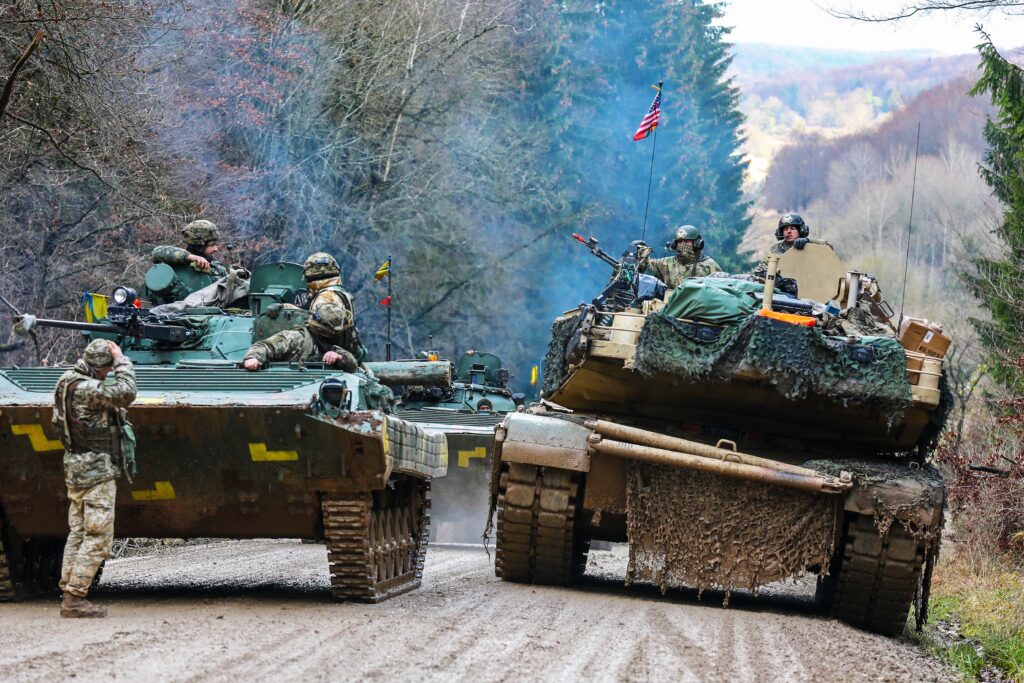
[53,343,136,599]
[244,302,359,372]
[152,219,227,278]
[300,253,366,362]
[151,245,228,278]
[646,252,722,288]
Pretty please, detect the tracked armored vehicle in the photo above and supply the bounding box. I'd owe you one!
[488,242,949,636]
[0,261,449,603]
[398,351,523,542]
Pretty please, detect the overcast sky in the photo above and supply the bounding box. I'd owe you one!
[719,0,1024,54]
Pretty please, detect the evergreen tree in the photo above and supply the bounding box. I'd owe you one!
[517,0,750,284]
[965,35,1024,390]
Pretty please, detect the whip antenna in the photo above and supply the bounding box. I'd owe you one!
[898,122,921,332]
[639,82,663,242]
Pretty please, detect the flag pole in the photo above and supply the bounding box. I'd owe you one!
[640,81,663,243]
[385,254,392,361]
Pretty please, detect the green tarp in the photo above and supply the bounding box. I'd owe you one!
[660,277,764,325]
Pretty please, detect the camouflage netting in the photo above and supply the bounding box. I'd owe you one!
[633,313,913,425]
[542,313,583,396]
[804,459,945,548]
[625,463,838,601]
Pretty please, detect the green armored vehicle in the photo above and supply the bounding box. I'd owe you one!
[398,351,523,543]
[0,261,448,603]
[488,242,948,636]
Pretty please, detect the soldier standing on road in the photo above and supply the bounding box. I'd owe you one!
[242,302,360,372]
[151,220,228,278]
[645,225,722,288]
[53,339,137,618]
[753,213,827,280]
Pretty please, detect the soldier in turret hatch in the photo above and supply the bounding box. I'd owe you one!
[151,219,228,278]
[242,302,359,372]
[752,213,829,280]
[645,225,722,288]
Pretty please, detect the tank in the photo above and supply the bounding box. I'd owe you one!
[397,351,524,543]
[0,261,449,603]
[487,242,949,636]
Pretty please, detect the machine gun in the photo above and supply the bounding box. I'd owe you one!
[572,233,665,310]
[4,288,200,344]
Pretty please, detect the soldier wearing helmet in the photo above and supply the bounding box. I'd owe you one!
[644,224,722,288]
[151,220,228,278]
[53,339,136,618]
[242,301,359,372]
[753,213,826,280]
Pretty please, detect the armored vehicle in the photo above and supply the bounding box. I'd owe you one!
[488,242,948,636]
[0,261,449,603]
[398,351,523,543]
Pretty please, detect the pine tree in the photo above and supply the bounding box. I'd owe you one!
[518,0,751,279]
[965,35,1024,390]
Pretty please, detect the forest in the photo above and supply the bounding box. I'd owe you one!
[1,0,1022,676]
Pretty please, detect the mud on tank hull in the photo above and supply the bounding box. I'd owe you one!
[487,411,945,637]
[0,366,447,603]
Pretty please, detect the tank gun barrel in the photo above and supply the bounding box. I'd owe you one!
[584,419,853,495]
[13,312,195,343]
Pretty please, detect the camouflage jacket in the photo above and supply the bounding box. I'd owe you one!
[243,328,357,371]
[53,357,137,489]
[151,245,228,279]
[753,239,829,279]
[645,255,722,289]
[307,278,354,328]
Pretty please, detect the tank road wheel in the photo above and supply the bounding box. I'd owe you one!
[495,463,589,585]
[817,514,925,636]
[0,507,64,601]
[322,476,430,603]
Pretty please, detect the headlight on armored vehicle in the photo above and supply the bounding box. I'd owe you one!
[112,286,138,306]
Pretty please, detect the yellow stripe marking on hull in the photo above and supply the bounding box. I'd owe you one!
[249,443,299,462]
[11,424,63,452]
[132,481,176,501]
[457,447,487,468]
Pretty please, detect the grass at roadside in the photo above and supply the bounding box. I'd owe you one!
[916,559,1024,681]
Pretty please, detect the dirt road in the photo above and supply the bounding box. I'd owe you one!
[0,541,953,682]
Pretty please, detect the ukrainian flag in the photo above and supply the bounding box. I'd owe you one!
[81,292,108,323]
[374,258,391,281]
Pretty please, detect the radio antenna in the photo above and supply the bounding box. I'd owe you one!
[898,122,921,332]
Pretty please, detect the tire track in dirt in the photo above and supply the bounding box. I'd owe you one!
[0,541,955,682]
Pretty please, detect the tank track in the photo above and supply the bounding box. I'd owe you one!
[495,462,589,584]
[322,476,430,603]
[0,507,64,602]
[819,514,924,636]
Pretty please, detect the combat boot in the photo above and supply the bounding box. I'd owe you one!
[60,593,107,618]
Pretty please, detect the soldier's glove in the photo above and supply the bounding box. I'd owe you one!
[794,237,809,250]
[266,303,283,319]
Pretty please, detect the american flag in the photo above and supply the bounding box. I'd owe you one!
[632,86,662,141]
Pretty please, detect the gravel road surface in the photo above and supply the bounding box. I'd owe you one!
[0,540,954,682]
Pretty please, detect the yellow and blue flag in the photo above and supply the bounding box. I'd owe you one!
[81,292,108,323]
[374,258,391,281]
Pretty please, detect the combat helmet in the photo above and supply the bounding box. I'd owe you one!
[667,225,704,256]
[307,302,348,339]
[82,339,114,369]
[181,220,220,247]
[303,252,340,281]
[775,213,809,240]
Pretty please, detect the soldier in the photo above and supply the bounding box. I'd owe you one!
[299,252,366,362]
[151,219,228,278]
[242,302,359,372]
[645,225,722,288]
[53,339,136,618]
[753,213,825,280]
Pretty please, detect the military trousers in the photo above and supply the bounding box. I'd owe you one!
[60,478,116,597]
